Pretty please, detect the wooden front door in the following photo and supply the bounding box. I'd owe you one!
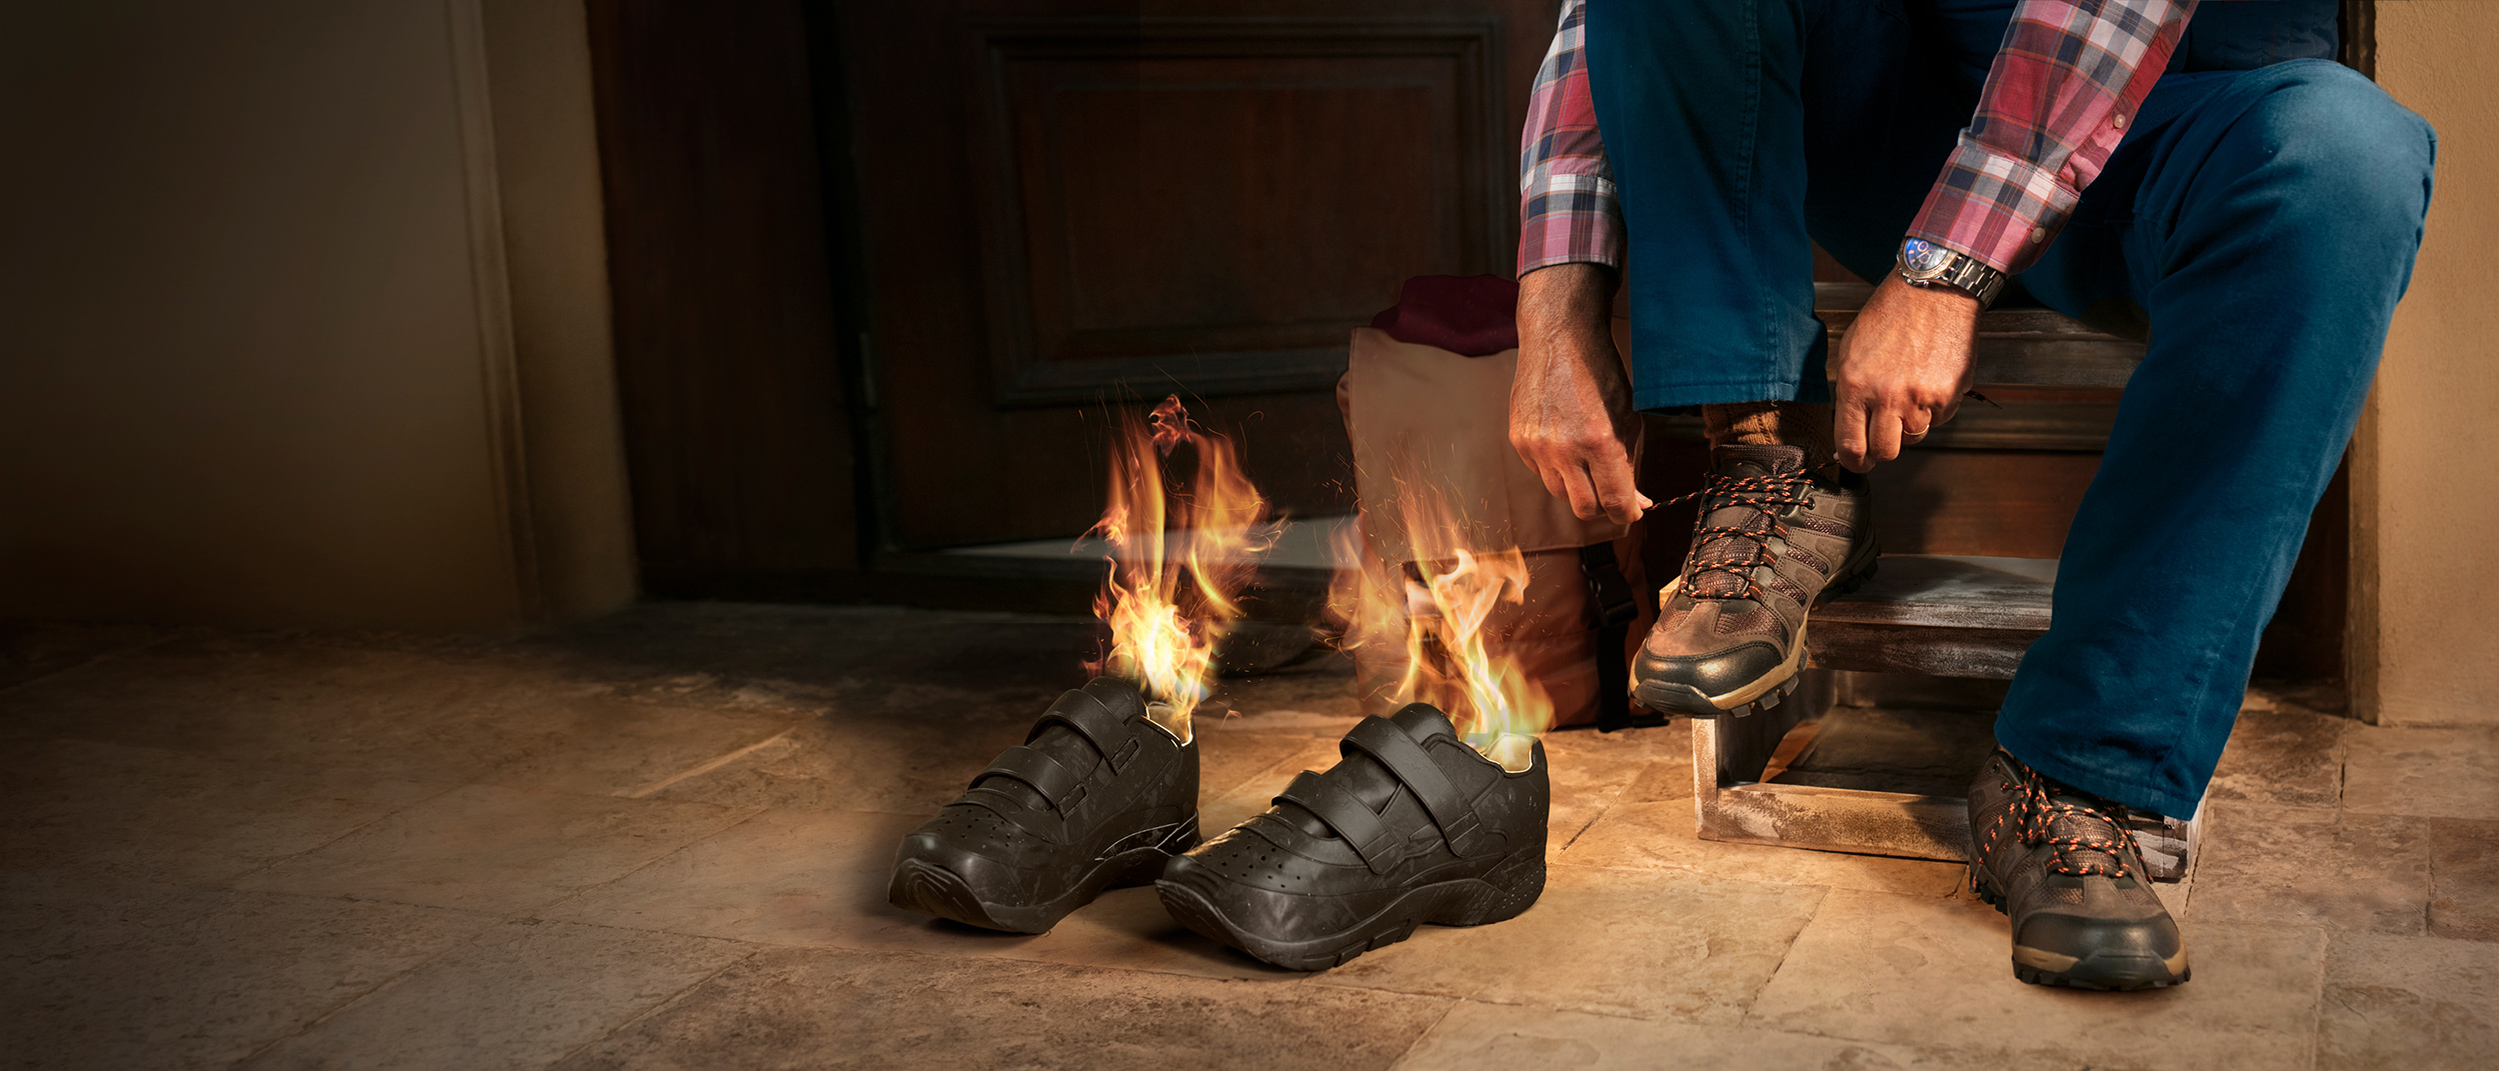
[837,0,1558,548]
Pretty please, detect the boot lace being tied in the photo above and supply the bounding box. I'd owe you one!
[1978,758,2146,879]
[1664,466,1817,601]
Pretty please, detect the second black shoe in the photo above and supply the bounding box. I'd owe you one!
[888,677,1198,934]
[1967,748,2191,991]
[1156,704,1548,970]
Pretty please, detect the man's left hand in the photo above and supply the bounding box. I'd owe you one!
[1830,274,1981,472]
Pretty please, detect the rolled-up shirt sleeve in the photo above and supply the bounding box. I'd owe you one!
[1518,0,1623,276]
[1910,0,2196,273]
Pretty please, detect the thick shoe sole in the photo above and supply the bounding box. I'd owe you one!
[1633,553,1880,719]
[1971,868,2191,991]
[1155,847,1546,971]
[889,817,1199,934]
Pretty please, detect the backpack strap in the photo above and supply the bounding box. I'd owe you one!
[1580,542,1663,732]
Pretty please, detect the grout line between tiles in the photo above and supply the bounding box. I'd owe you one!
[219,898,506,1068]
[547,946,769,1068]
[1732,882,1833,1031]
[217,781,473,889]
[618,724,806,799]
[1382,996,1462,1071]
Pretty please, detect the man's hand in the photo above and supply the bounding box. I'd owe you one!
[1511,263,1650,524]
[1830,274,1981,472]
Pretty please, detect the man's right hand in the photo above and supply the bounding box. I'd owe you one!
[1510,263,1650,524]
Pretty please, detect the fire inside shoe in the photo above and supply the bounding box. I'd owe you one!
[1634,443,1877,717]
[1156,704,1547,971]
[1967,749,2191,991]
[888,677,1199,934]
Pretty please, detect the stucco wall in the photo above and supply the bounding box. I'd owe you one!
[2354,3,2499,726]
[0,0,633,629]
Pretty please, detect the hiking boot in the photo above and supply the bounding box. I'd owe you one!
[888,678,1199,934]
[1156,704,1547,970]
[1967,749,2191,990]
[1633,444,1877,717]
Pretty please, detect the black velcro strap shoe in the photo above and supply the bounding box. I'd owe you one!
[1155,703,1547,970]
[1967,748,2190,990]
[888,677,1198,934]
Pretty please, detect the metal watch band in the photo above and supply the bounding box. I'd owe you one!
[1897,240,2008,308]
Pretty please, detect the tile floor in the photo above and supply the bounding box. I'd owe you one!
[3,604,2494,1070]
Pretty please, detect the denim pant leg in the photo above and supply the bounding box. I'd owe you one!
[1998,60,2436,817]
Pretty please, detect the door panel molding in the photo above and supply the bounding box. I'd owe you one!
[963,17,1506,405]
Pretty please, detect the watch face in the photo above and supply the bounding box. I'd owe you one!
[1901,238,1951,276]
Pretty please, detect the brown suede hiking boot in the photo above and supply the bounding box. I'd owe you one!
[1632,444,1876,717]
[1967,749,2190,990]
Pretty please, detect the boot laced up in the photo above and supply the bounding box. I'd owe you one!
[1664,465,1822,601]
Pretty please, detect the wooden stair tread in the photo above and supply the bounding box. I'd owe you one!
[1817,554,2055,632]
[1808,555,2054,679]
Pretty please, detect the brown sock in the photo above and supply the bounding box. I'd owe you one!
[1701,401,1835,462]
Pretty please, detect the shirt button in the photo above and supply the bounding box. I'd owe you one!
[2029,227,2047,244]
[2112,113,2128,130]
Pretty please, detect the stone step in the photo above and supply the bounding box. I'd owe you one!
[1810,555,2054,679]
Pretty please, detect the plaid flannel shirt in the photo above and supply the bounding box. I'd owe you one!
[1518,0,2197,277]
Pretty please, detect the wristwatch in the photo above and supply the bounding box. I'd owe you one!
[1898,238,2007,308]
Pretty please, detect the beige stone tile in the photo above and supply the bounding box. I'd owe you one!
[0,867,228,962]
[1199,730,1347,805]
[549,945,1445,1071]
[544,808,923,946]
[646,685,1067,815]
[1199,736,1349,837]
[1560,798,1968,896]
[548,806,1287,981]
[2427,818,2499,941]
[2188,802,2431,934]
[236,783,758,915]
[1391,1000,2085,1071]
[517,602,1100,704]
[1746,888,2322,1071]
[464,688,808,798]
[0,884,492,1071]
[2317,931,2499,1071]
[1543,723,1694,850]
[1313,865,1824,1024]
[2205,707,2350,808]
[2343,725,2499,820]
[241,920,754,1071]
[0,632,535,782]
[0,739,451,885]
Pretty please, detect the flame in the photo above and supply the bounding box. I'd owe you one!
[1328,455,1553,763]
[1086,397,1276,735]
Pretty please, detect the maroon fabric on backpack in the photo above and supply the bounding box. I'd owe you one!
[1368,275,1520,357]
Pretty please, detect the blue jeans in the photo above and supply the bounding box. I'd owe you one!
[1585,0,2434,816]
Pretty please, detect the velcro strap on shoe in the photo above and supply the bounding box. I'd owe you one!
[976,745,1082,806]
[1275,769,1401,874]
[1342,716,1482,855]
[1029,686,1133,758]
